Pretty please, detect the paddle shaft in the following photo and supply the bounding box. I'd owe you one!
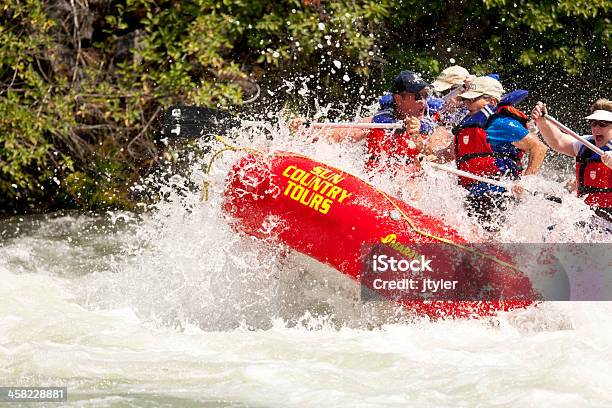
[427,161,510,189]
[237,120,404,129]
[545,115,605,156]
[309,122,403,129]
[218,120,403,129]
[425,161,562,203]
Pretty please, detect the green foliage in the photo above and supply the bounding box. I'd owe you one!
[0,0,610,213]
[479,0,611,74]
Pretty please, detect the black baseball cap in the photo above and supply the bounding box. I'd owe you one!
[391,71,429,95]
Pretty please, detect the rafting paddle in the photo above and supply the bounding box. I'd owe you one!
[161,87,531,139]
[161,105,407,139]
[160,105,271,139]
[306,121,404,129]
[420,159,563,203]
[161,105,239,139]
[544,115,606,156]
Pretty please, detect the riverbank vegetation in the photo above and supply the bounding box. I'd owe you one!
[1,0,609,213]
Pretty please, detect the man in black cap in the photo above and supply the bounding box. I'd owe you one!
[384,70,432,122]
[364,70,436,171]
[290,70,439,174]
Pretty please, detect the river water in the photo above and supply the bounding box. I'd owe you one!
[1,122,611,407]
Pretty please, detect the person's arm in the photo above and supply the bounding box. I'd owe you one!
[430,146,455,163]
[566,177,577,192]
[531,102,577,157]
[325,128,369,143]
[428,131,456,163]
[427,126,453,153]
[289,116,372,143]
[326,119,371,143]
[510,133,547,197]
[405,116,427,153]
[512,133,547,175]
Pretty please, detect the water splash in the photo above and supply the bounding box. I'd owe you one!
[1,98,609,334]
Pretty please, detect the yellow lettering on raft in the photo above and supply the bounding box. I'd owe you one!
[309,194,324,210]
[310,166,327,177]
[299,172,315,187]
[290,168,306,182]
[381,234,397,244]
[310,166,345,183]
[308,176,324,192]
[379,234,421,260]
[281,164,353,215]
[329,174,346,184]
[318,181,333,195]
[337,189,352,203]
[326,185,343,200]
[284,180,296,196]
[283,179,329,214]
[300,189,314,206]
[290,184,305,200]
[319,199,332,214]
[282,165,297,178]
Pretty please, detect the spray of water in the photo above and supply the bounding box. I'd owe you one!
[2,80,609,335]
[20,97,590,331]
[3,89,612,405]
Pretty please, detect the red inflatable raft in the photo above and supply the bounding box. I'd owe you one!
[223,151,536,319]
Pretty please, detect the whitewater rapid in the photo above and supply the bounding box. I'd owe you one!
[1,119,611,406]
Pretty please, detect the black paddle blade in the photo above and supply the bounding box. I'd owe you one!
[161,105,240,139]
[532,192,562,204]
[543,194,563,204]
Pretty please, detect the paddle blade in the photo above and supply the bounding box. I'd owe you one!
[500,90,529,107]
[543,194,563,204]
[161,105,240,139]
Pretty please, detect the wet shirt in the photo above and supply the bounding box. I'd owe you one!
[486,116,529,146]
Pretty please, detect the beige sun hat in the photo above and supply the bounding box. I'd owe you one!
[459,76,505,100]
[431,65,471,92]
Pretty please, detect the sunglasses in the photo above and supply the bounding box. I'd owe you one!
[415,90,429,101]
[460,95,485,103]
[403,89,431,101]
[590,120,612,128]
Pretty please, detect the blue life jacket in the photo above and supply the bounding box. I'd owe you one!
[373,93,396,123]
[454,103,527,195]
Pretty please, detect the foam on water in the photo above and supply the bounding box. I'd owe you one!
[1,107,611,406]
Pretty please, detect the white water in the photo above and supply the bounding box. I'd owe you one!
[1,118,612,407]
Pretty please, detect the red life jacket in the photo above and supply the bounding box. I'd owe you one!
[575,138,612,213]
[365,128,424,171]
[453,105,527,187]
